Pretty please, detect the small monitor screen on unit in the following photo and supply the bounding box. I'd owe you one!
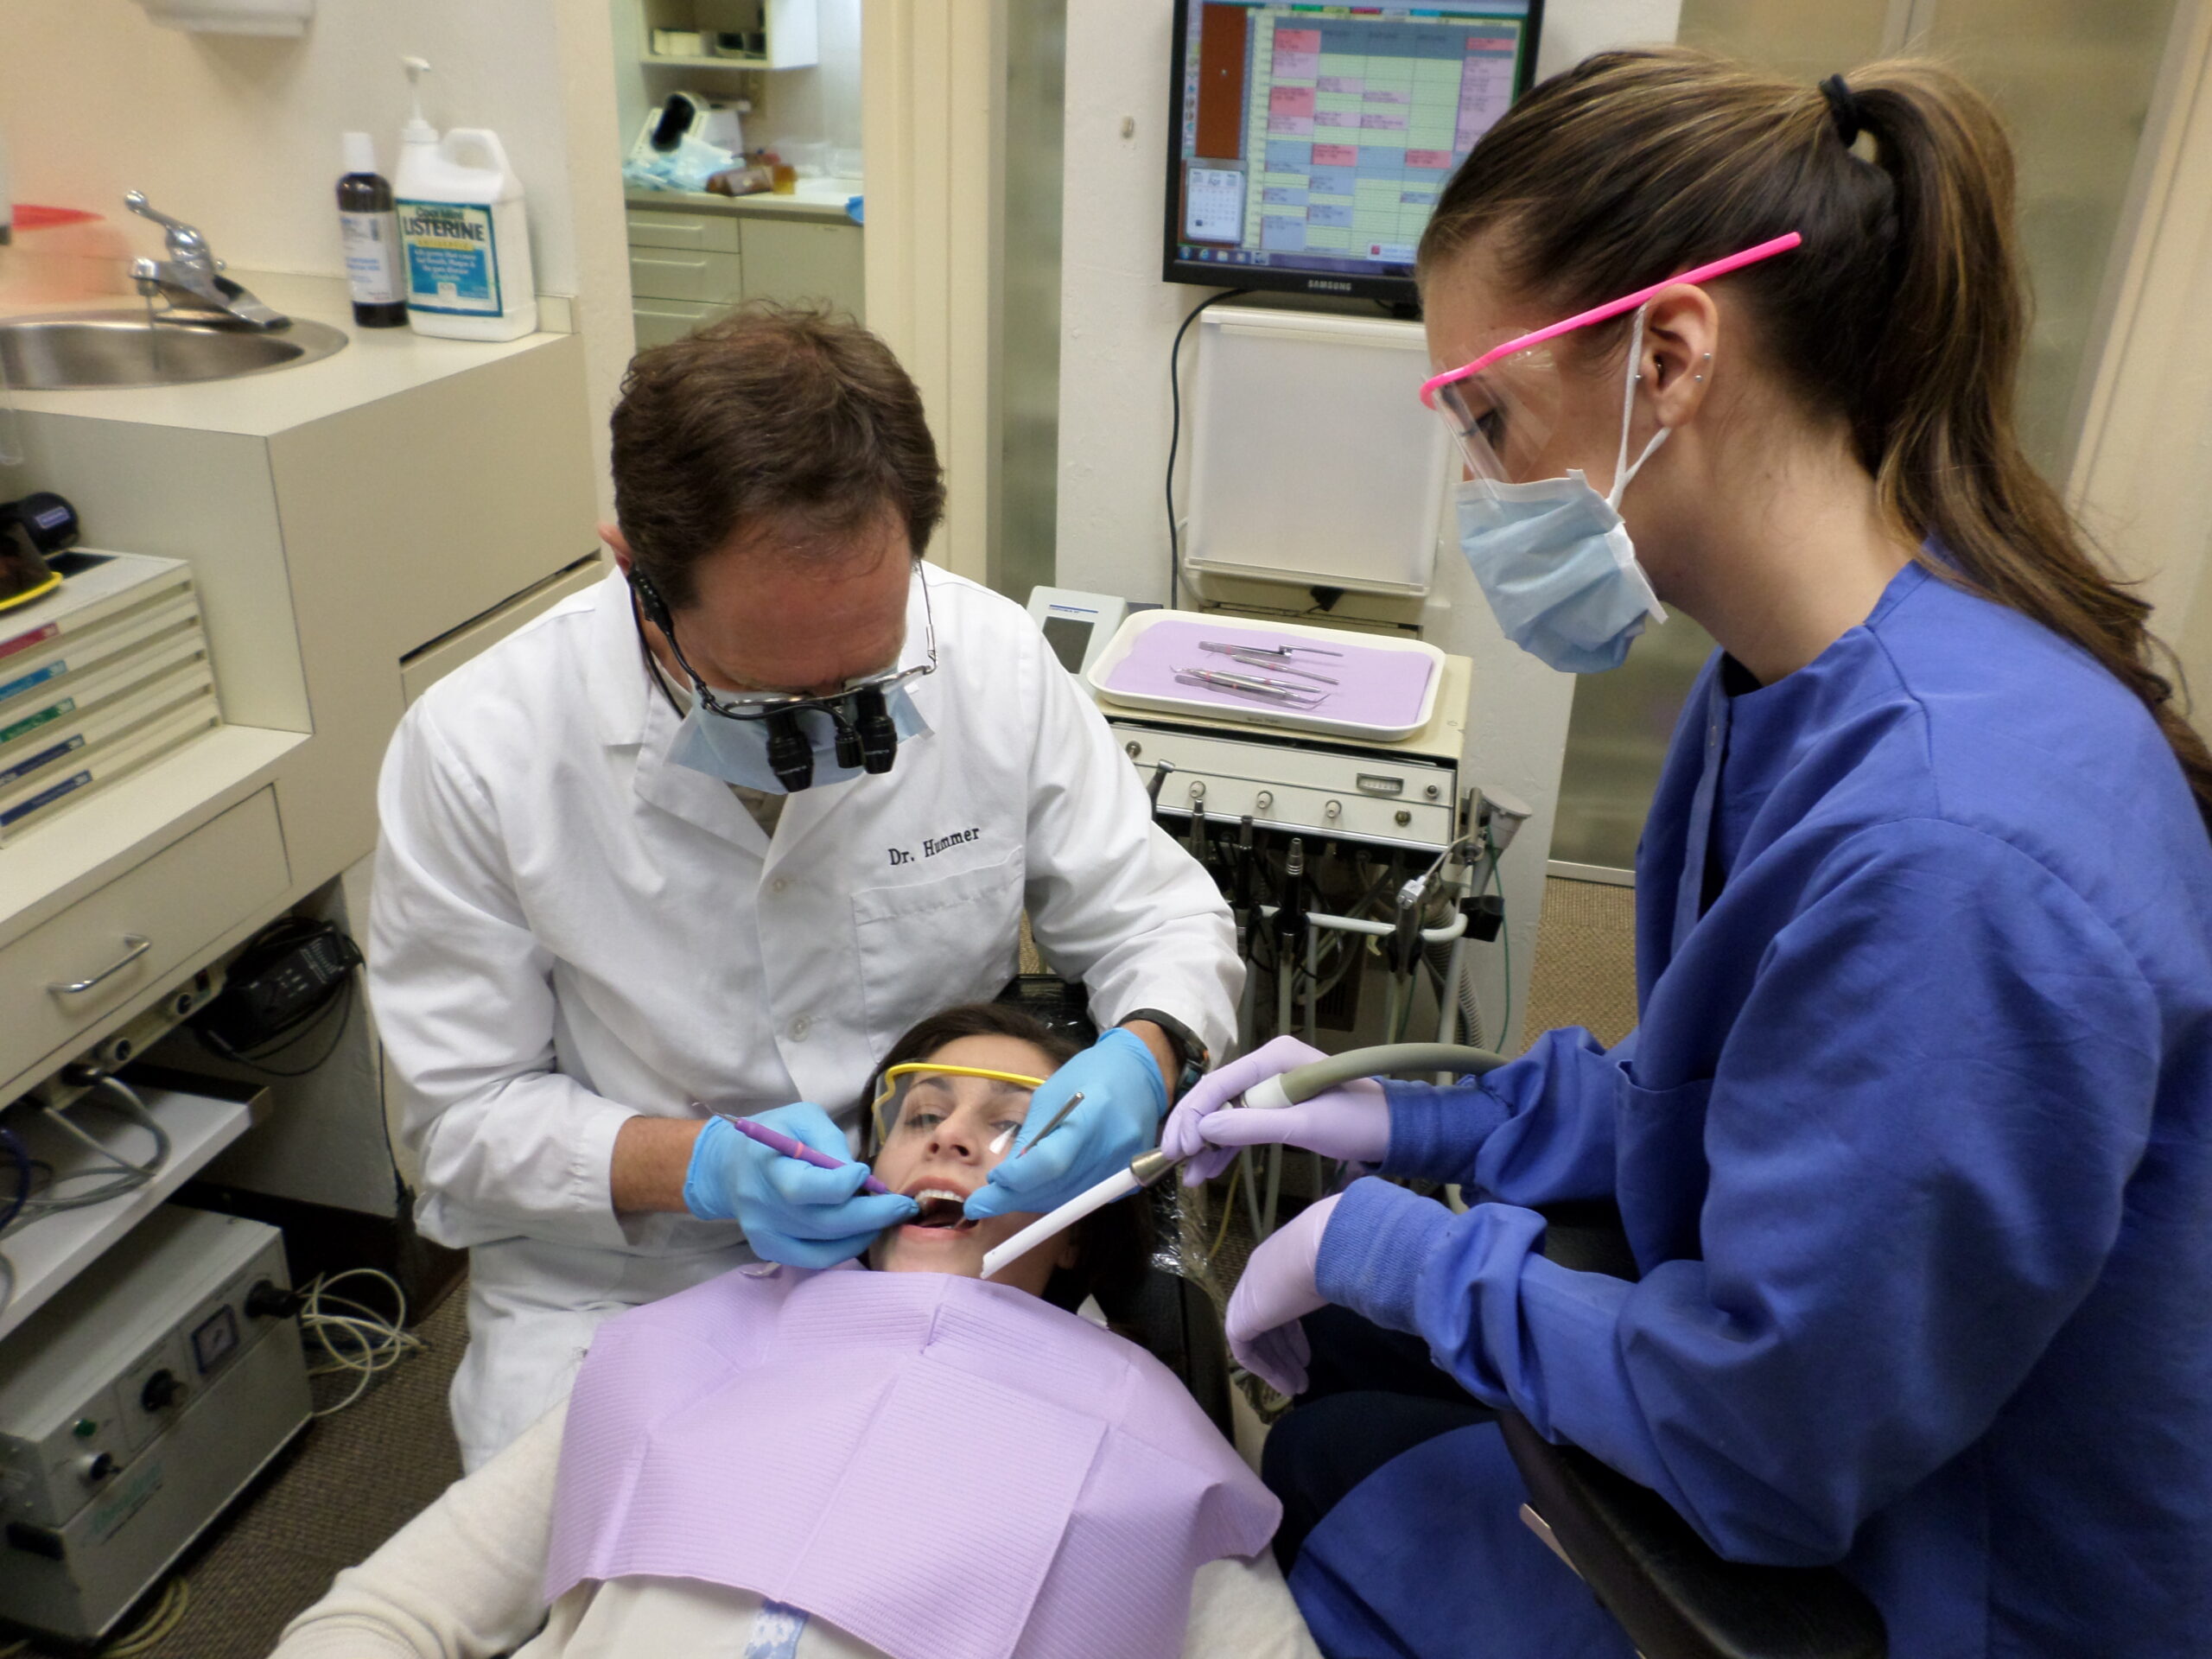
[1040,613,1095,674]
[1166,0,1541,304]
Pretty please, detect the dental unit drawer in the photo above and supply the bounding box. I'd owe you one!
[1110,719,1458,850]
[628,249,744,305]
[0,789,289,1084]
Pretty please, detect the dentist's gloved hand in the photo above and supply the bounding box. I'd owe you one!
[1160,1035,1330,1185]
[684,1104,918,1268]
[1224,1193,1340,1397]
[963,1027,1167,1221]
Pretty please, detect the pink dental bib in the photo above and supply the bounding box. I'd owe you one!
[545,1267,1280,1659]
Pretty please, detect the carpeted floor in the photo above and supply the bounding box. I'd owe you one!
[22,874,1637,1659]
[1522,874,1639,1050]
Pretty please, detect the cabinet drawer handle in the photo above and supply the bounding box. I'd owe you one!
[48,936,151,995]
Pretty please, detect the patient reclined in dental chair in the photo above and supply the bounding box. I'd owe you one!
[269,1007,1319,1659]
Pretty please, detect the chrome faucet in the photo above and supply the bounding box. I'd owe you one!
[124,191,289,330]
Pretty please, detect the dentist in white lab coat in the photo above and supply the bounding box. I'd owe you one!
[369,306,1240,1469]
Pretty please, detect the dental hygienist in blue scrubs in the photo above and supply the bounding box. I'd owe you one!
[1165,48,2212,1659]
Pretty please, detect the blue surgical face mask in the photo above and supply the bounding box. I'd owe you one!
[667,685,931,794]
[1454,308,1670,674]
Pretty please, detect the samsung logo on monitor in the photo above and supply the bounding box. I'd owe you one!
[1305,279,1353,293]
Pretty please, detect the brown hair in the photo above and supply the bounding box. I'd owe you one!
[867,1002,1152,1315]
[610,302,946,609]
[1420,48,2212,832]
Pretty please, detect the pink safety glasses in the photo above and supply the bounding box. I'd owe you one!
[1417,232,1802,481]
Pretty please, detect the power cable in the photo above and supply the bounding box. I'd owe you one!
[298,1267,425,1418]
[1165,287,1249,608]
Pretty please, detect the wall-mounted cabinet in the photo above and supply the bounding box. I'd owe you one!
[637,0,818,70]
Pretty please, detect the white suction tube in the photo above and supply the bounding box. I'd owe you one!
[977,1045,1509,1278]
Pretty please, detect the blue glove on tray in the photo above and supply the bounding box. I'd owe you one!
[963,1026,1169,1221]
[684,1103,918,1268]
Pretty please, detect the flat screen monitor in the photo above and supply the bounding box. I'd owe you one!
[1164,0,1542,308]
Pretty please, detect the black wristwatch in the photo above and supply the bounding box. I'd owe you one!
[1121,1007,1210,1098]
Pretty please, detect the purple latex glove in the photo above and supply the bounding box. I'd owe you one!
[1196,1075,1389,1167]
[1225,1193,1340,1396]
[1160,1035,1325,1185]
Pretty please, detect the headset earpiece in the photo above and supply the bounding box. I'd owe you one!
[630,568,676,637]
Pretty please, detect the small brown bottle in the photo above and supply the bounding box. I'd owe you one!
[337,131,408,327]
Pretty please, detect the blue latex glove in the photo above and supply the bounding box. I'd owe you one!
[1224,1193,1340,1396]
[683,1103,918,1268]
[963,1027,1168,1221]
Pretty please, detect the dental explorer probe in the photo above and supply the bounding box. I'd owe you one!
[988,1091,1084,1158]
[978,1043,1510,1278]
[721,1115,895,1195]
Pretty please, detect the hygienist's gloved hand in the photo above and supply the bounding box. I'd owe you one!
[684,1103,918,1268]
[1197,1076,1389,1166]
[1224,1193,1340,1397]
[963,1027,1166,1221]
[1160,1035,1327,1185]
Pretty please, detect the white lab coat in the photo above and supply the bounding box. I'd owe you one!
[368,566,1240,1467]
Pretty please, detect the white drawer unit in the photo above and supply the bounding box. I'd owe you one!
[626,206,866,347]
[628,247,745,306]
[0,788,289,1086]
[1109,716,1461,852]
[632,299,722,349]
[626,208,743,255]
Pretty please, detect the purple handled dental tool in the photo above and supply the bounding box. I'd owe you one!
[724,1114,894,1196]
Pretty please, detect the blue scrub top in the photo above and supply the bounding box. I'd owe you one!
[1307,561,2212,1657]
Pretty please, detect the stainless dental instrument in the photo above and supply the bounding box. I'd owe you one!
[1198,641,1340,683]
[1198,639,1343,658]
[1173,667,1329,708]
[988,1090,1084,1158]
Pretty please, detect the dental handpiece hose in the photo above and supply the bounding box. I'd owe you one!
[978,1043,1510,1278]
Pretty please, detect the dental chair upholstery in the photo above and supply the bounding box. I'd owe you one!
[1509,1204,1887,1659]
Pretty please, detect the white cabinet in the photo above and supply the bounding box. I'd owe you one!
[0,790,287,1088]
[626,202,863,348]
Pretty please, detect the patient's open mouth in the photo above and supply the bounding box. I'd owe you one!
[906,1186,979,1232]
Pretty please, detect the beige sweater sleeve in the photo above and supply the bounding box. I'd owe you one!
[1183,1551,1325,1658]
[268,1402,564,1659]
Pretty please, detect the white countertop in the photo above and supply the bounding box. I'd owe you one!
[0,272,572,439]
[624,176,862,225]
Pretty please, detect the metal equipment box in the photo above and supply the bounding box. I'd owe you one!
[0,1205,309,1643]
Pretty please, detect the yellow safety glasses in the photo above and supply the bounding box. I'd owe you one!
[868,1063,1045,1147]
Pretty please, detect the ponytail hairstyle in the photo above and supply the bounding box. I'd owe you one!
[1419,48,2212,832]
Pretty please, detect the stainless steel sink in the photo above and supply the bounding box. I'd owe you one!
[0,311,349,391]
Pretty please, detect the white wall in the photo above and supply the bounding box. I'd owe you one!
[0,0,634,519]
[751,0,865,163]
[1052,0,1681,1050]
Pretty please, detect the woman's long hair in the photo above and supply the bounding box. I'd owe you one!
[1420,48,2212,832]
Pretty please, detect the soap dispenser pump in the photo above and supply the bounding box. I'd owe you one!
[391,54,537,342]
[399,55,437,152]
